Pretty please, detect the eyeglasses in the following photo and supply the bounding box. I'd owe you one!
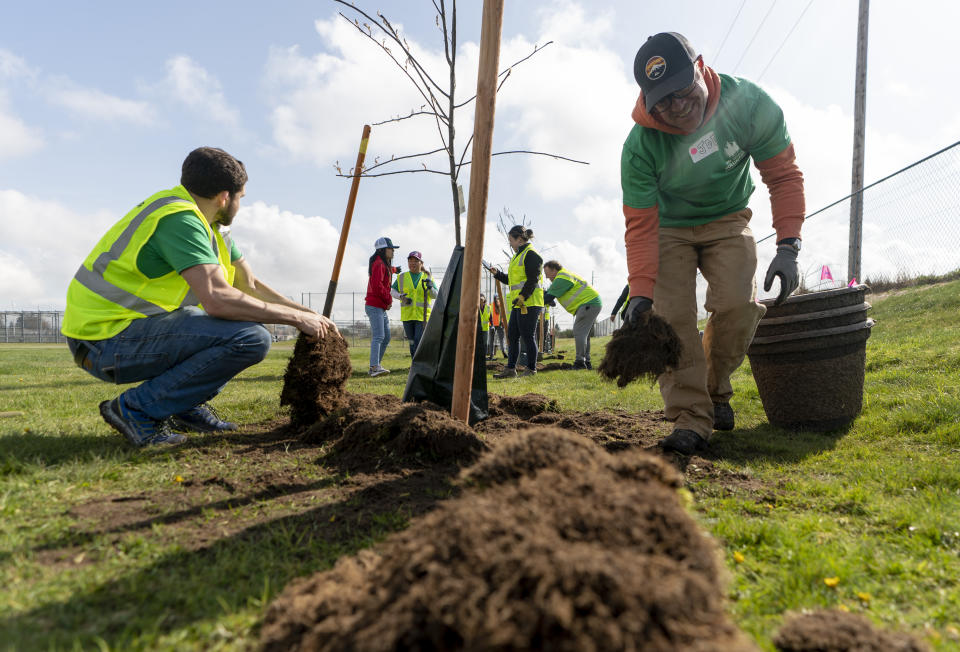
[652,71,701,113]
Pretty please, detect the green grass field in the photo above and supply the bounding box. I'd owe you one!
[2,281,959,650]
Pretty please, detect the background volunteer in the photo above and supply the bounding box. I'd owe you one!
[365,237,399,377]
[391,250,437,357]
[486,225,544,378]
[543,261,602,370]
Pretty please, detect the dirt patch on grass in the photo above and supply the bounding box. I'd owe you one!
[774,609,929,651]
[280,333,352,427]
[261,428,757,651]
[598,312,683,387]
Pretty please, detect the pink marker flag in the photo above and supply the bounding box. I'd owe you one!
[848,277,857,287]
[820,265,834,281]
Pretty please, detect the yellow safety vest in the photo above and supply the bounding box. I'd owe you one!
[62,185,234,340]
[506,245,544,309]
[397,271,431,322]
[550,268,600,315]
[479,304,491,331]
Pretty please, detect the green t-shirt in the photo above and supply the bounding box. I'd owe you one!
[621,74,791,227]
[392,272,423,293]
[136,211,242,279]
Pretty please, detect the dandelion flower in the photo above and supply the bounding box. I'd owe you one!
[824,576,840,587]
[733,551,745,564]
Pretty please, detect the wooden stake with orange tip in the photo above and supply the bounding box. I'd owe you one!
[451,0,504,423]
[323,124,371,318]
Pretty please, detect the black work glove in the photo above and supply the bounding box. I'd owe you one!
[544,294,556,307]
[624,296,652,323]
[763,242,800,305]
[401,297,413,307]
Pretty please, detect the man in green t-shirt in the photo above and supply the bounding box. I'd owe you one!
[62,147,339,447]
[620,32,806,454]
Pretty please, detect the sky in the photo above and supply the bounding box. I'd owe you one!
[2,0,959,325]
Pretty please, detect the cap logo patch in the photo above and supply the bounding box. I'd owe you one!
[645,56,666,80]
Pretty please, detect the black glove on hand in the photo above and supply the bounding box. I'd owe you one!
[624,296,652,323]
[401,297,413,307]
[763,243,800,305]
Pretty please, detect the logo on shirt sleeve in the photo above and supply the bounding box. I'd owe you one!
[688,131,719,163]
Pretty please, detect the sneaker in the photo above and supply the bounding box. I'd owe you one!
[493,367,518,379]
[585,360,593,370]
[99,396,187,447]
[170,403,237,433]
[660,429,708,455]
[571,360,587,370]
[713,402,735,431]
[369,366,389,377]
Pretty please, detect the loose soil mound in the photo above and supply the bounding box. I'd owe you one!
[598,313,682,387]
[301,393,488,472]
[491,392,558,419]
[773,609,929,651]
[462,427,683,491]
[261,428,754,651]
[280,334,352,427]
[477,394,671,453]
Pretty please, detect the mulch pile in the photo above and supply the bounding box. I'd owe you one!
[260,428,757,651]
[598,312,683,387]
[773,609,929,651]
[280,333,352,427]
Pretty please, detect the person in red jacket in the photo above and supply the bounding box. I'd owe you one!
[365,237,399,376]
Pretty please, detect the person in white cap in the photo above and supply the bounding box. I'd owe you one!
[365,237,399,376]
[621,32,806,454]
[391,250,437,356]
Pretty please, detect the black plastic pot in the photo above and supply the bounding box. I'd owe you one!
[747,286,874,431]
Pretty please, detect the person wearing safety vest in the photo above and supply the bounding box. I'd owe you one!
[484,225,543,378]
[543,261,603,370]
[478,293,492,358]
[61,147,339,448]
[487,295,507,360]
[391,250,437,357]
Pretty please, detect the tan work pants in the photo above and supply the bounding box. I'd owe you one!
[652,209,766,438]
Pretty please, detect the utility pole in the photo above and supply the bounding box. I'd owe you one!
[848,0,869,284]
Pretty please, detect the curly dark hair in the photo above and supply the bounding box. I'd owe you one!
[181,147,248,198]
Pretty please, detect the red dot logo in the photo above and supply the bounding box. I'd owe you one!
[690,147,698,155]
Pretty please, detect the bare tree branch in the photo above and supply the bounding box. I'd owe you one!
[372,109,442,127]
[454,41,554,109]
[334,1,449,99]
[337,167,452,178]
[360,147,448,173]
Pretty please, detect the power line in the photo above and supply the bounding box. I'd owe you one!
[757,0,815,82]
[732,0,780,73]
[711,0,748,67]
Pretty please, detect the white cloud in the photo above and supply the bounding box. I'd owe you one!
[161,55,240,126]
[47,84,156,124]
[0,94,43,159]
[0,190,115,308]
[264,16,476,169]
[0,49,36,80]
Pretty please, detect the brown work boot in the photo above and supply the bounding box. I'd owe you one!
[518,367,537,377]
[713,402,735,431]
[493,367,518,379]
[660,429,708,456]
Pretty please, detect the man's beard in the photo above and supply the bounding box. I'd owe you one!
[215,206,236,226]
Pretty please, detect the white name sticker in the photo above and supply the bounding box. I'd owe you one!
[688,131,719,164]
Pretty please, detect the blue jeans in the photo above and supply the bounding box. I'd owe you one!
[66,306,271,420]
[403,320,425,357]
[365,305,390,367]
[507,306,542,371]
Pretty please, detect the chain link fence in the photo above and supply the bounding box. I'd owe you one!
[757,140,960,293]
